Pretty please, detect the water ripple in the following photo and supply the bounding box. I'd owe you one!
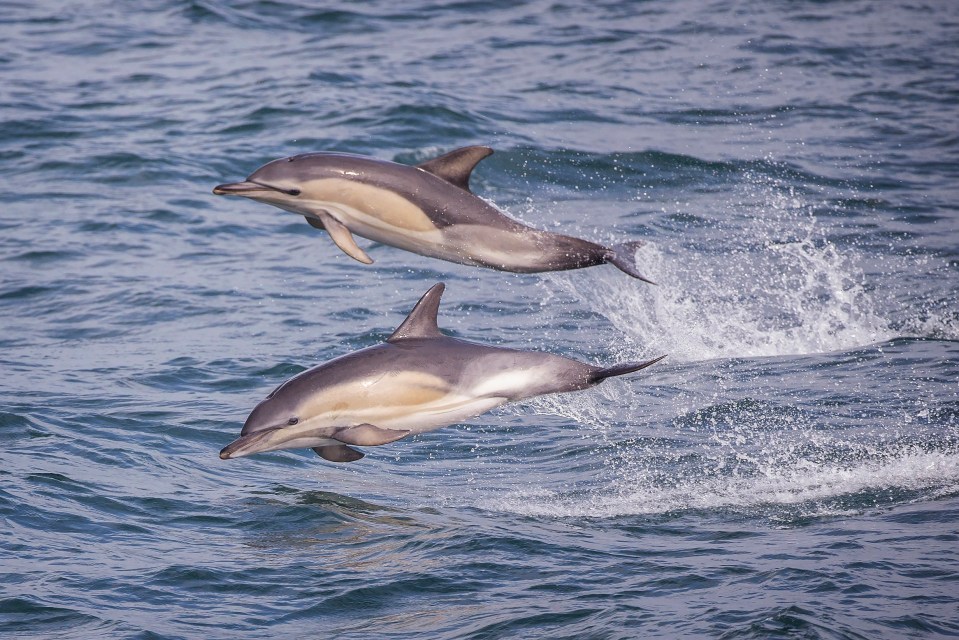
[1,1,958,638]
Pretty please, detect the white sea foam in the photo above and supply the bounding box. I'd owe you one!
[539,171,902,362]
[478,447,959,519]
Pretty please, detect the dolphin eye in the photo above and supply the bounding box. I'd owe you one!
[288,417,299,425]
[288,188,301,196]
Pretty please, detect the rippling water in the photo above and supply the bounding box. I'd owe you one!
[2,1,958,638]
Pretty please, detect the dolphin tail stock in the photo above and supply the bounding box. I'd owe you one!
[589,354,667,385]
[604,240,655,284]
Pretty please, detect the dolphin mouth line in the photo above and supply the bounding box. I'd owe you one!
[213,180,301,196]
[219,426,285,459]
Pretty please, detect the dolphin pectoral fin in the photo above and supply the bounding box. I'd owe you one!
[304,215,326,231]
[331,424,411,447]
[313,445,365,463]
[316,211,374,264]
[416,146,493,192]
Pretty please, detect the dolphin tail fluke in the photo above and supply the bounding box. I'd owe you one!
[606,241,654,284]
[589,354,667,384]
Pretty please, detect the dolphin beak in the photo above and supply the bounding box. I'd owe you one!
[219,427,283,459]
[212,181,273,196]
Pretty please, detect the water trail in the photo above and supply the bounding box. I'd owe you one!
[492,170,959,520]
[503,383,959,520]
[479,447,959,519]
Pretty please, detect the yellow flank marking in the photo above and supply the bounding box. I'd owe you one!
[301,372,456,423]
[305,178,438,232]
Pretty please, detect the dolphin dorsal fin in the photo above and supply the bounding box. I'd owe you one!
[388,283,446,342]
[416,146,493,192]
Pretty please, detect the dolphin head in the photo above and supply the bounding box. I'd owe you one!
[219,381,306,459]
[213,153,370,217]
[212,155,316,211]
[243,389,300,434]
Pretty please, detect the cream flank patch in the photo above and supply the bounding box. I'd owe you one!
[293,180,552,267]
[301,371,451,415]
[301,178,439,233]
[293,370,511,434]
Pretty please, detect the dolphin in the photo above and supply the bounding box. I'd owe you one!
[213,146,653,282]
[220,283,665,462]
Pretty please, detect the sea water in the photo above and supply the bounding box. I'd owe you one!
[1,2,957,638]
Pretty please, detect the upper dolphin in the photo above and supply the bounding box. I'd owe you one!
[220,283,665,463]
[213,146,653,282]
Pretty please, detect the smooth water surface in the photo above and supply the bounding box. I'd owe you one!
[2,1,958,638]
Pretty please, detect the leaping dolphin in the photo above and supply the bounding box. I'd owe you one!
[213,146,653,282]
[220,283,665,462]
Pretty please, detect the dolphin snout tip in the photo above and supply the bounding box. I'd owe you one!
[220,429,278,459]
[212,183,235,195]
[212,181,264,196]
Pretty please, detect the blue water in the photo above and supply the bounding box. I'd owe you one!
[2,1,958,638]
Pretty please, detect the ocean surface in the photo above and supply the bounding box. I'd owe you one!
[2,1,958,638]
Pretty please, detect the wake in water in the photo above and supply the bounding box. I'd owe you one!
[480,448,959,519]
[480,167,959,520]
[490,388,959,520]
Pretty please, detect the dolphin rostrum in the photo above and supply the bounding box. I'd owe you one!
[213,146,653,282]
[220,283,665,462]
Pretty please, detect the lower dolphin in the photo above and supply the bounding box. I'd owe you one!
[213,146,653,282]
[220,283,665,462]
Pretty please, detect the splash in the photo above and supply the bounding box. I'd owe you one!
[540,171,895,362]
[497,169,959,523]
